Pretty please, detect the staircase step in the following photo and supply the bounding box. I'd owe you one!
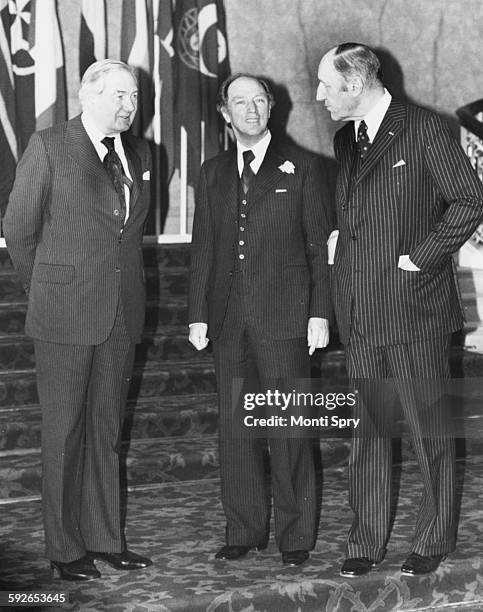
[0,298,189,336]
[0,393,219,451]
[0,434,356,502]
[0,360,219,408]
[0,327,210,371]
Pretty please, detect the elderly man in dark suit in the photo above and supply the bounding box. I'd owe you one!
[188,73,332,566]
[316,42,483,577]
[3,60,152,581]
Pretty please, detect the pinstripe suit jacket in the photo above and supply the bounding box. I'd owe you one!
[332,100,483,346]
[188,139,332,340]
[3,115,151,345]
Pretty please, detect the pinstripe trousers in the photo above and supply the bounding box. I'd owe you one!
[212,275,317,552]
[345,333,456,562]
[34,301,136,563]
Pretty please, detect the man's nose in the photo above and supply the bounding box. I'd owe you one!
[246,99,258,112]
[316,83,326,101]
[124,96,136,112]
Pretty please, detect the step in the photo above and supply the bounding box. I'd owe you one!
[0,297,189,336]
[0,434,356,502]
[0,359,219,408]
[0,393,219,452]
[0,327,210,371]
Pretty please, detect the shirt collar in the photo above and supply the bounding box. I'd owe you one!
[354,88,392,142]
[81,112,123,160]
[236,130,272,176]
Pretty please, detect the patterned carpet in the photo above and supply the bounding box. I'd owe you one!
[1,453,482,612]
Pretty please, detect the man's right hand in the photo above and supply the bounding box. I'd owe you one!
[189,322,209,351]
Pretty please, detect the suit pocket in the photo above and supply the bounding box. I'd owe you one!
[35,263,75,284]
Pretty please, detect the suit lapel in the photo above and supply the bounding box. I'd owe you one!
[122,134,143,214]
[66,115,112,188]
[249,143,286,207]
[337,124,357,204]
[216,149,239,218]
[354,100,407,184]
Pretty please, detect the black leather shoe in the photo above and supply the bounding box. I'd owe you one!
[87,550,152,570]
[401,552,445,576]
[340,557,378,577]
[215,544,266,560]
[50,556,100,581]
[282,550,309,566]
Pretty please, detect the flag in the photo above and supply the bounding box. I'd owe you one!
[120,0,154,139]
[0,0,17,215]
[156,0,175,182]
[79,0,106,79]
[172,0,230,186]
[0,0,66,214]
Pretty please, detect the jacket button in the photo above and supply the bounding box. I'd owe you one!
[351,235,357,241]
[239,240,245,246]
[114,209,120,216]
[239,254,245,260]
[242,199,247,205]
[240,226,245,232]
[241,213,246,218]
[115,267,121,273]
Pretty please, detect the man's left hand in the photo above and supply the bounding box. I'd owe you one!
[307,317,329,355]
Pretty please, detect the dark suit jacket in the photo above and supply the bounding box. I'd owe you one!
[188,138,332,340]
[3,115,151,344]
[332,100,483,346]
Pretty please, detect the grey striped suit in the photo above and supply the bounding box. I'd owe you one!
[332,100,483,561]
[188,140,332,551]
[3,115,151,562]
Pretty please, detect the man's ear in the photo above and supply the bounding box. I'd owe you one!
[348,76,363,97]
[220,108,231,125]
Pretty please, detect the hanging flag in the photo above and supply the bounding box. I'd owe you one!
[79,0,106,79]
[0,0,66,214]
[173,0,230,186]
[156,0,175,182]
[0,0,17,215]
[120,0,154,139]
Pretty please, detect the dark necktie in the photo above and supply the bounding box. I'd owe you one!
[357,120,371,161]
[101,136,132,222]
[241,149,255,194]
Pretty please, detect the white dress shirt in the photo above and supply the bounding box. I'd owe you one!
[81,113,132,222]
[236,130,272,176]
[354,88,392,143]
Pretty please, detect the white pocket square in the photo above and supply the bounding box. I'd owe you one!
[275,188,287,193]
[392,159,406,168]
[142,170,150,180]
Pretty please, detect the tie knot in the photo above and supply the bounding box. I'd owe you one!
[243,150,255,166]
[101,136,115,152]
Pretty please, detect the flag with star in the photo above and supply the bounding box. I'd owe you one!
[0,0,66,213]
[173,0,230,186]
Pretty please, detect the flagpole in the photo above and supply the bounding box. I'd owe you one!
[180,126,188,236]
[152,0,162,238]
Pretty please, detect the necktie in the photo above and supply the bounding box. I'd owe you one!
[241,150,255,194]
[357,120,371,160]
[101,137,132,222]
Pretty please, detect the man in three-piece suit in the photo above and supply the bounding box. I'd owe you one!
[316,43,483,577]
[188,73,332,566]
[3,60,152,580]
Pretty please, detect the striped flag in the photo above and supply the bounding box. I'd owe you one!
[120,0,154,139]
[0,0,17,215]
[79,0,106,79]
[0,0,66,214]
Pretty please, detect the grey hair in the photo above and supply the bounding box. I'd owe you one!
[79,59,137,105]
[332,43,382,88]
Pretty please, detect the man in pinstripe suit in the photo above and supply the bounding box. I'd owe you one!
[4,60,152,581]
[316,43,483,577]
[188,74,332,566]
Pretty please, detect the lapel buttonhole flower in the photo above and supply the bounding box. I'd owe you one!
[278,160,295,174]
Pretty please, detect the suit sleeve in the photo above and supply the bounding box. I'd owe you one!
[188,163,213,324]
[409,112,483,271]
[302,155,332,319]
[3,132,51,293]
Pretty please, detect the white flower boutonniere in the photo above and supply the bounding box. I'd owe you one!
[278,160,295,174]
